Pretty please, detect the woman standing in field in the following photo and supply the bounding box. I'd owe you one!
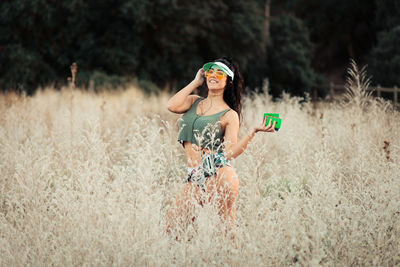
[166,56,276,240]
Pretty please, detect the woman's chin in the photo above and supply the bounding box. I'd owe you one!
[207,85,224,91]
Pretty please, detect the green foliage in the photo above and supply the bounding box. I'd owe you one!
[0,44,56,94]
[137,79,161,95]
[368,0,400,87]
[375,0,400,31]
[2,0,398,94]
[368,26,400,87]
[78,70,129,92]
[0,0,266,94]
[267,14,321,98]
[273,0,376,70]
[243,55,269,94]
[133,0,266,90]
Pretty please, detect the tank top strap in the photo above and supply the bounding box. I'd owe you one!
[192,97,204,108]
[219,108,231,116]
[187,97,203,113]
[192,97,230,117]
[195,97,204,103]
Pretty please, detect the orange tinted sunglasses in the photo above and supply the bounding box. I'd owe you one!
[205,68,227,80]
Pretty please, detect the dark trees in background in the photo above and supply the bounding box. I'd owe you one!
[0,0,266,94]
[267,15,321,98]
[245,13,323,99]
[0,0,399,97]
[135,0,267,92]
[374,0,400,31]
[0,0,153,94]
[273,0,377,72]
[368,0,400,87]
[368,26,400,87]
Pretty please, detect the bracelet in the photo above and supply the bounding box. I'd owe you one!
[247,130,255,138]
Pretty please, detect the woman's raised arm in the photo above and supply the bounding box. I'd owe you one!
[167,68,204,114]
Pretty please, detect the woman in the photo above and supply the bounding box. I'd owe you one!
[166,57,276,239]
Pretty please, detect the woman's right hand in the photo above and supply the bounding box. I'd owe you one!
[193,68,205,87]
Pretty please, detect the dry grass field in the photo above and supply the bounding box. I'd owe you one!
[1,67,399,266]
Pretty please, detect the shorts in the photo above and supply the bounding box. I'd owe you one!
[184,153,231,189]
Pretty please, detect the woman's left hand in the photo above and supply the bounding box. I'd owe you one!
[254,116,276,133]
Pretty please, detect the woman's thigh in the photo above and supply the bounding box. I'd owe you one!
[206,166,239,198]
[173,181,203,209]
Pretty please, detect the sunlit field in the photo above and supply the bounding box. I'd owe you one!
[1,67,399,266]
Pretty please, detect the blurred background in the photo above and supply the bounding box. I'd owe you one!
[1,0,399,101]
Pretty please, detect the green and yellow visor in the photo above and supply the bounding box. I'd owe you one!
[202,62,234,80]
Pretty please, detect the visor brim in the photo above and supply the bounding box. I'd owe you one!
[202,62,234,79]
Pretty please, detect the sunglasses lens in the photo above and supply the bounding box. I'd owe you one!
[216,71,224,80]
[205,69,215,77]
[205,69,225,80]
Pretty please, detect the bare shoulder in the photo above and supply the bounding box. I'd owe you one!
[222,109,239,125]
[188,94,202,105]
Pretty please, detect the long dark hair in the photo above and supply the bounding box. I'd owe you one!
[203,56,244,122]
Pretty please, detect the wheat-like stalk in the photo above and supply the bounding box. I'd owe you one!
[342,59,374,110]
[0,81,399,266]
[383,140,392,162]
[68,62,78,89]
[68,63,77,151]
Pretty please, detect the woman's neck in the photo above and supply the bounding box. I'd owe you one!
[206,89,224,104]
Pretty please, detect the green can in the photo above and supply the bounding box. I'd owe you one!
[263,113,281,131]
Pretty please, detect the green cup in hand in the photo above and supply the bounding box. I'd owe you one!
[263,113,281,131]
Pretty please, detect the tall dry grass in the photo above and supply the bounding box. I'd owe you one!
[0,64,399,266]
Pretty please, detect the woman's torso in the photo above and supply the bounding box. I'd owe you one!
[177,97,231,167]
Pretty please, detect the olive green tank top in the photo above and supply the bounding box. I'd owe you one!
[177,97,230,153]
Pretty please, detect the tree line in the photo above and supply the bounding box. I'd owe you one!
[1,0,399,98]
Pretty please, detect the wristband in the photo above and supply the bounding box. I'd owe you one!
[247,129,255,138]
